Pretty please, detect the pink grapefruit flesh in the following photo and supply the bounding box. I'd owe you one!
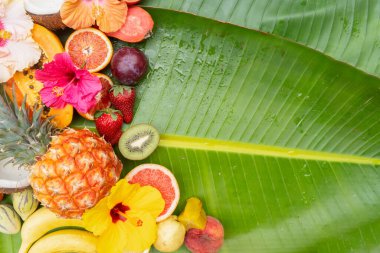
[126,164,180,222]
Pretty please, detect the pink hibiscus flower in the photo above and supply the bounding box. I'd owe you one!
[36,53,102,113]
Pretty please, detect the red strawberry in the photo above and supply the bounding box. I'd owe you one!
[109,85,136,124]
[94,109,123,145]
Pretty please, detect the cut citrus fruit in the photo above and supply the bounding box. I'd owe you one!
[78,73,113,120]
[65,28,113,72]
[107,6,154,43]
[126,164,180,222]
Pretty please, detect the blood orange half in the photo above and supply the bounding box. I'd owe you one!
[126,164,180,222]
[78,73,113,120]
[65,28,113,72]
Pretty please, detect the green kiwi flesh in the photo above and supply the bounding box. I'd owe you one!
[118,124,160,160]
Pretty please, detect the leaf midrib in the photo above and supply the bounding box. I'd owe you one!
[160,134,380,165]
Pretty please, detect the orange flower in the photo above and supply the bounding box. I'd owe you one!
[60,0,128,33]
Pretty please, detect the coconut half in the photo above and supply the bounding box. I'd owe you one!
[0,158,30,194]
[24,0,66,30]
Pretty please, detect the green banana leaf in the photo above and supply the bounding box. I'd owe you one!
[1,6,380,253]
[143,0,380,78]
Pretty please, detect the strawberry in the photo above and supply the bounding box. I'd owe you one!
[94,109,123,145]
[109,85,136,124]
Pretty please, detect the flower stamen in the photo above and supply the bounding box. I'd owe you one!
[128,216,144,227]
[0,30,11,40]
[52,86,64,97]
[110,202,130,223]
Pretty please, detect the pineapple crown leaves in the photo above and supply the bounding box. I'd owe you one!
[0,84,57,167]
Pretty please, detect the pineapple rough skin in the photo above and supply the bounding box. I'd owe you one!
[0,86,123,218]
[30,128,123,218]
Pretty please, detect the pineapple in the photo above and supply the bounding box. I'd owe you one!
[0,87,122,218]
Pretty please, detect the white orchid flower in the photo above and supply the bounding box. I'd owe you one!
[0,0,41,83]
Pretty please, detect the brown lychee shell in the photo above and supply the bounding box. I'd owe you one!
[27,12,66,31]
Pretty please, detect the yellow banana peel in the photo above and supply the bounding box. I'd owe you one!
[28,229,97,253]
[19,207,85,253]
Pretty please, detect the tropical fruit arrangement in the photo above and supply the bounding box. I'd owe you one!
[0,0,224,252]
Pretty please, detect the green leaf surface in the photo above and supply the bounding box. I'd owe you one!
[143,0,380,77]
[1,7,380,253]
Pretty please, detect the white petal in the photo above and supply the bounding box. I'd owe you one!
[0,46,15,82]
[0,58,15,83]
[0,37,41,82]
[2,0,33,40]
[0,4,5,18]
[0,0,12,17]
[0,47,10,58]
[5,37,41,71]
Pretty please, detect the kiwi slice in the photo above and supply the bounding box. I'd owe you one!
[118,124,160,160]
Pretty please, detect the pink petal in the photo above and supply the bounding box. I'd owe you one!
[40,85,67,109]
[75,69,103,95]
[35,53,76,86]
[75,98,97,113]
[36,52,103,113]
[62,82,80,104]
[72,70,102,113]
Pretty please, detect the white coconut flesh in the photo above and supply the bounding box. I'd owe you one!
[0,158,30,191]
[24,0,64,15]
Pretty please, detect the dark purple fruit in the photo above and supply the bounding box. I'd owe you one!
[111,47,148,86]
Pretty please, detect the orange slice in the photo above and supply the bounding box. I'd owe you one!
[78,73,114,120]
[65,28,113,73]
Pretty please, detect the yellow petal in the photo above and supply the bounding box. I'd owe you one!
[97,221,128,253]
[82,197,112,236]
[60,0,96,30]
[123,212,157,252]
[107,179,139,209]
[96,0,127,33]
[127,186,165,219]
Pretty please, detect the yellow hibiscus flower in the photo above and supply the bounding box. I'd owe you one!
[83,179,165,253]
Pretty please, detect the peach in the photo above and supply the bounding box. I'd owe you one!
[184,216,224,253]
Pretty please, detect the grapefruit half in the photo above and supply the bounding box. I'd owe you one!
[126,164,180,222]
[65,28,113,72]
[78,73,113,120]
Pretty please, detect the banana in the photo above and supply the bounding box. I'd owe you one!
[28,229,97,253]
[19,207,85,253]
